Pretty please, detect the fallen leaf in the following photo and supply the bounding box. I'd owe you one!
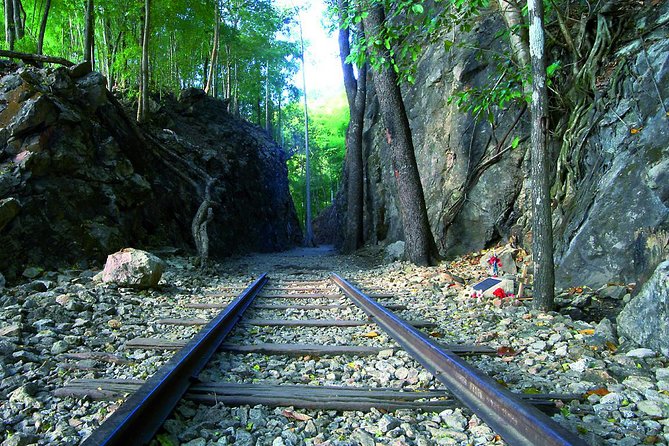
[282,409,312,421]
[605,341,618,352]
[429,331,443,338]
[579,329,595,335]
[497,346,517,356]
[630,127,642,134]
[360,331,379,338]
[585,387,610,397]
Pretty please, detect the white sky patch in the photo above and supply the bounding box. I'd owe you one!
[276,0,345,103]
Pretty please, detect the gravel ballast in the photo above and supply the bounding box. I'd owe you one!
[0,246,667,445]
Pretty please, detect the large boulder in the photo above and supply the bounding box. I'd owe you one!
[0,64,301,278]
[617,260,669,358]
[101,248,165,289]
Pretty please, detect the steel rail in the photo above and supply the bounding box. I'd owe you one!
[81,273,269,446]
[331,273,587,446]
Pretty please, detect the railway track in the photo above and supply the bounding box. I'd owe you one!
[55,273,587,446]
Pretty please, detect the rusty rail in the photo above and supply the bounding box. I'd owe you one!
[81,274,268,446]
[331,273,587,446]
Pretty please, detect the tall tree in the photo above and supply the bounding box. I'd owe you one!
[137,0,151,123]
[298,18,315,247]
[338,0,366,253]
[527,0,554,310]
[497,0,530,71]
[36,0,51,55]
[362,2,437,266]
[4,0,15,50]
[205,1,220,96]
[83,0,95,66]
[4,0,25,50]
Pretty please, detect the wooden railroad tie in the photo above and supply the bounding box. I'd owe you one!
[155,318,436,329]
[205,292,394,299]
[184,303,407,310]
[123,339,496,356]
[54,379,577,413]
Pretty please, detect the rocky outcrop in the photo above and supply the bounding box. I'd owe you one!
[354,4,668,288]
[101,248,164,288]
[0,61,301,279]
[617,260,669,357]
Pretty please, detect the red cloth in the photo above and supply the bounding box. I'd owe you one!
[492,287,506,298]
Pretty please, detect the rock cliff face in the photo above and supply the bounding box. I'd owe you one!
[358,5,669,288]
[0,61,301,279]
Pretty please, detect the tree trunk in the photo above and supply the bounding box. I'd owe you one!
[192,178,216,269]
[497,0,530,72]
[36,0,51,55]
[0,49,73,66]
[343,64,366,253]
[137,0,150,123]
[265,62,271,133]
[338,0,367,253]
[5,0,15,50]
[527,0,555,310]
[362,4,437,266]
[299,20,315,247]
[12,0,25,40]
[204,3,220,96]
[83,0,95,66]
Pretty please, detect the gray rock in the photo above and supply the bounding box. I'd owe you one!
[68,61,92,78]
[0,340,16,356]
[656,368,669,381]
[12,350,40,363]
[379,414,400,433]
[626,348,656,358]
[50,340,69,354]
[182,438,206,446]
[233,430,254,446]
[439,409,467,431]
[101,248,165,289]
[303,419,317,437]
[599,285,627,300]
[351,428,375,446]
[571,293,592,309]
[1,433,37,446]
[0,198,21,231]
[384,241,405,262]
[637,400,663,417]
[8,94,58,137]
[22,266,42,279]
[618,261,669,358]
[623,376,655,393]
[594,318,617,344]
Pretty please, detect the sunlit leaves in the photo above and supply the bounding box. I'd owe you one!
[284,94,349,226]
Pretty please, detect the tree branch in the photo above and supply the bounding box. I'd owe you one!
[0,49,74,66]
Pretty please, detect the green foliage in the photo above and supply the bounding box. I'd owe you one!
[341,0,490,84]
[284,94,349,228]
[1,0,301,126]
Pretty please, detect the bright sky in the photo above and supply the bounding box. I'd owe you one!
[277,0,345,103]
